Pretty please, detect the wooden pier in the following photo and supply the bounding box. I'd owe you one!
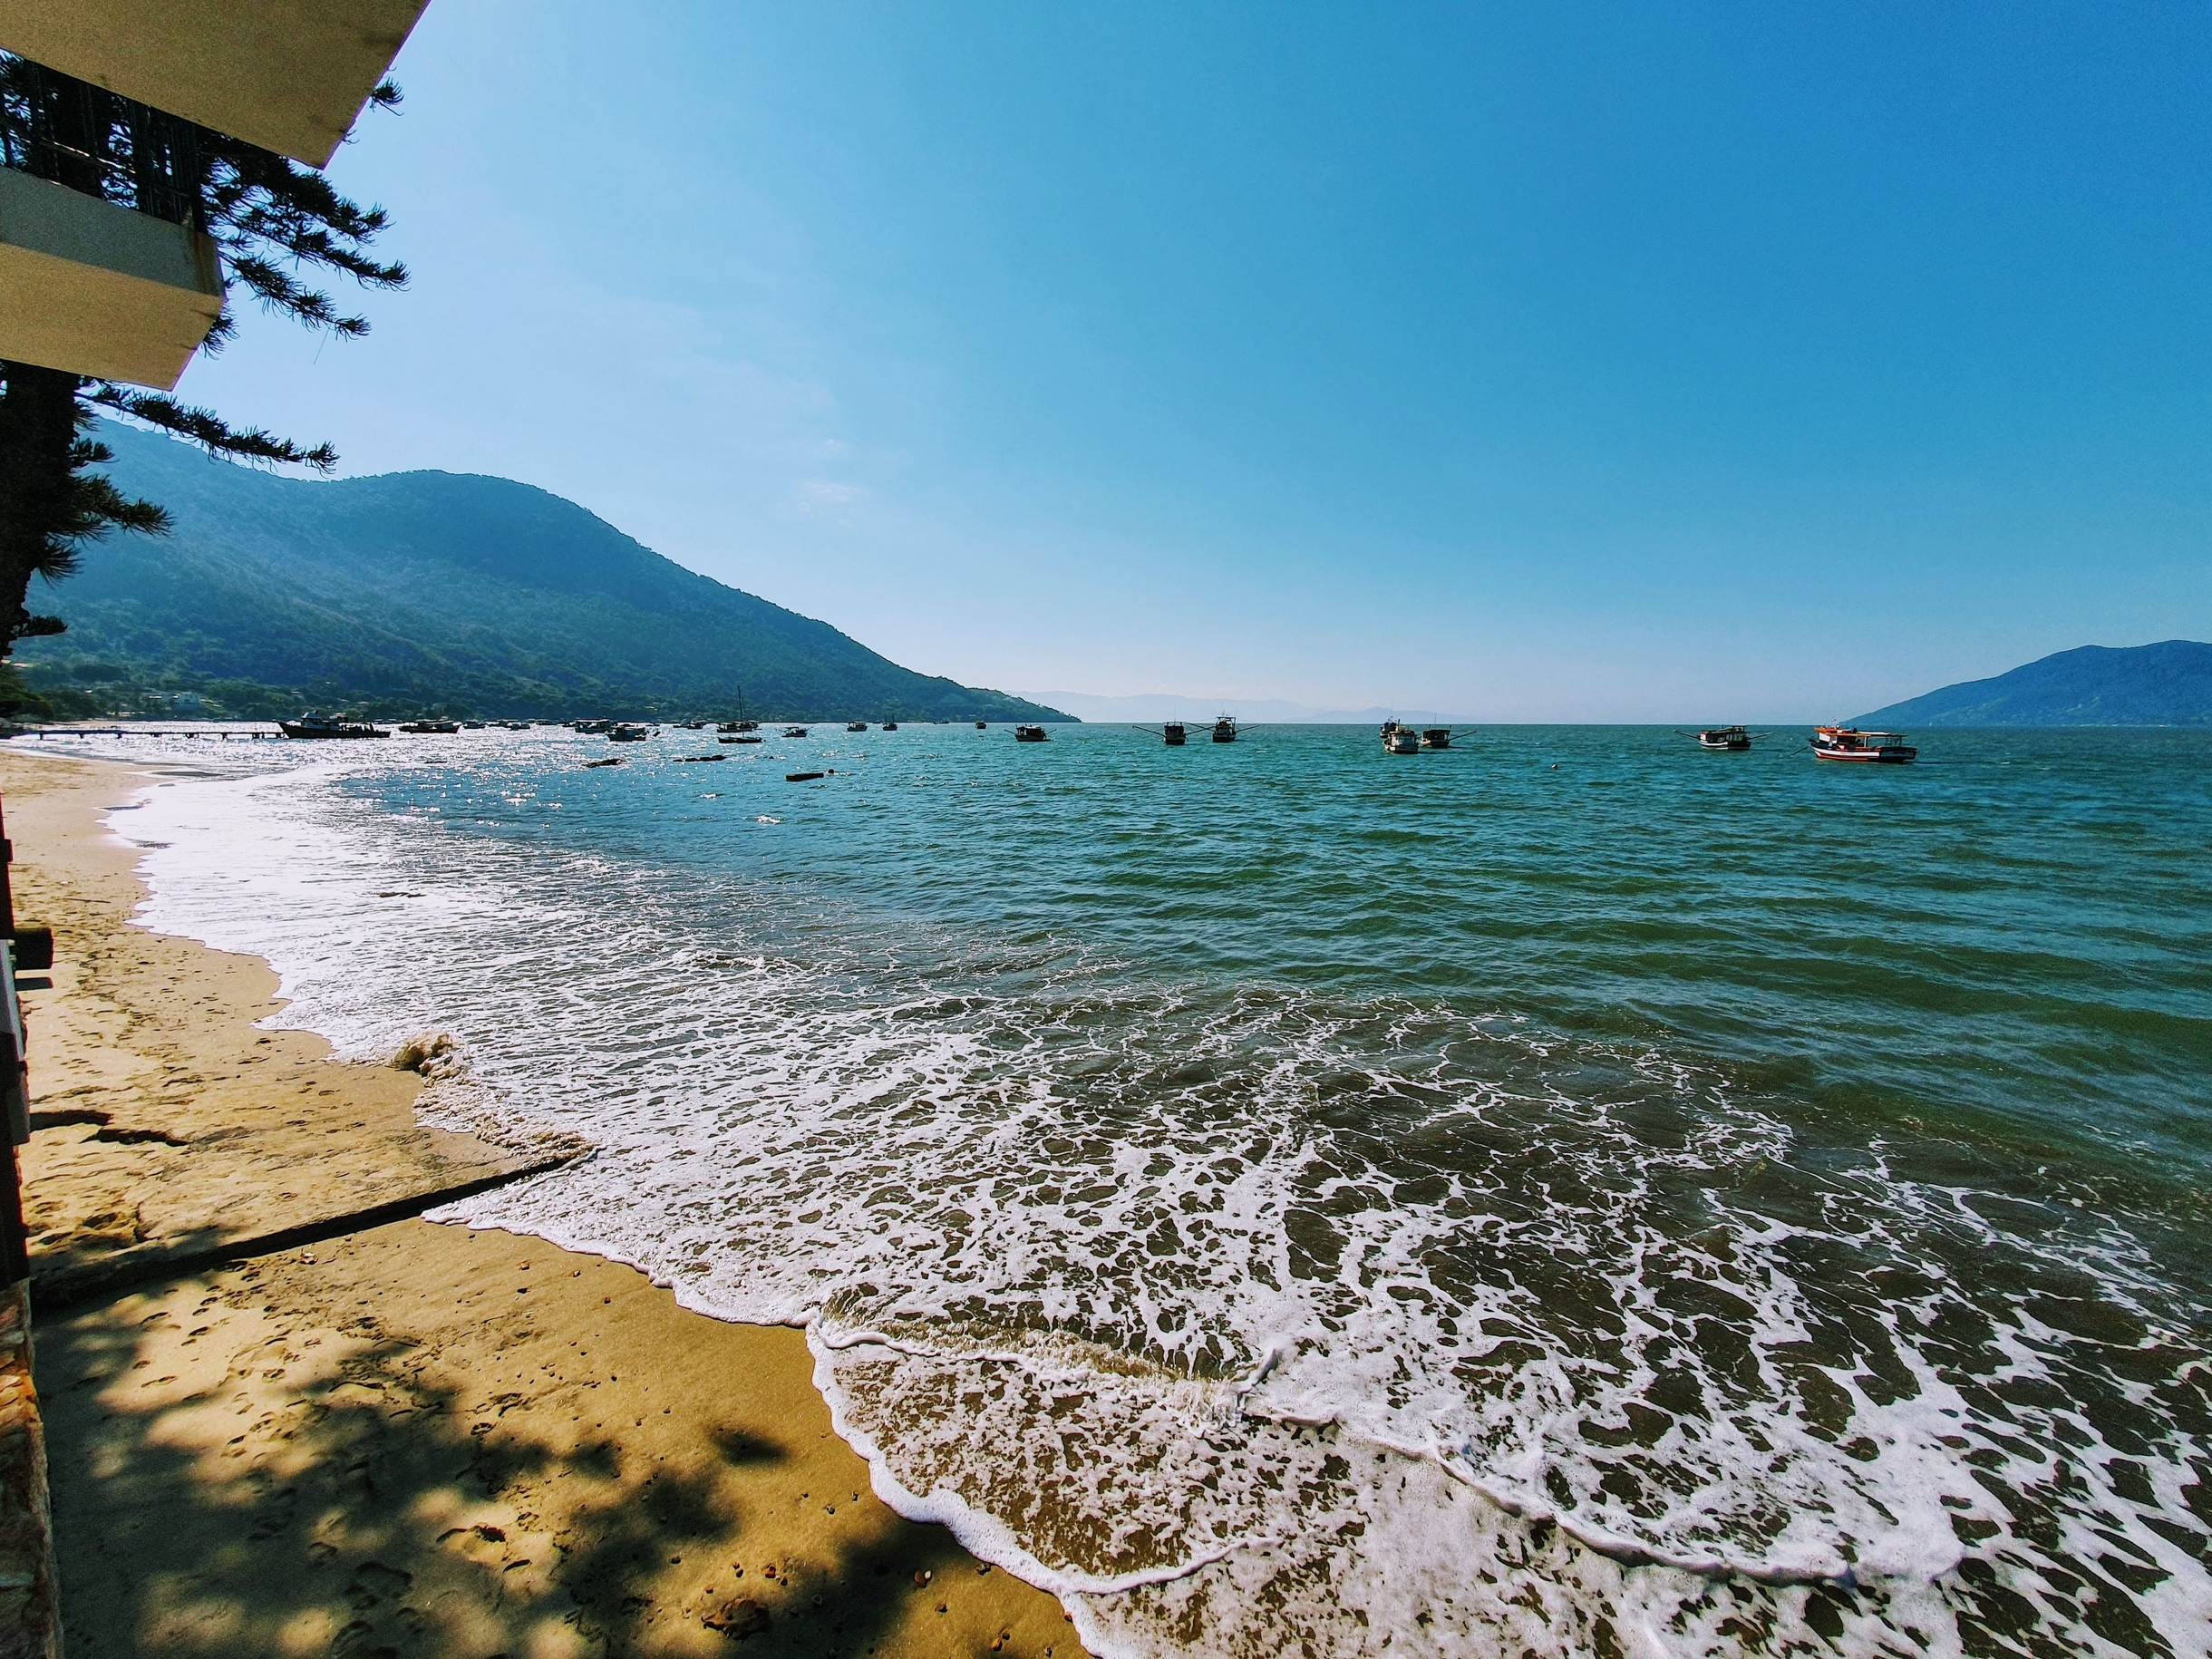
[7,728,286,741]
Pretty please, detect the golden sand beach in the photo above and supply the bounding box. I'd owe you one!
[5,747,1080,1659]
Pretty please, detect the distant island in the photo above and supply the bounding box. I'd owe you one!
[10,421,1071,725]
[1855,641,2211,727]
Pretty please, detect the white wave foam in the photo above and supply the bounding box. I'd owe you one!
[84,739,2212,1659]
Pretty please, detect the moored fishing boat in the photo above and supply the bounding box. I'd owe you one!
[1014,724,1049,742]
[278,713,390,740]
[848,721,868,732]
[1380,720,1419,754]
[1211,715,1237,743]
[397,719,459,734]
[607,723,653,742]
[1687,725,1753,751]
[1164,722,1187,746]
[1421,727,1451,749]
[783,726,810,738]
[1810,725,1916,762]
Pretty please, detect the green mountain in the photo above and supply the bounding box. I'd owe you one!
[1856,641,2212,726]
[11,421,1070,723]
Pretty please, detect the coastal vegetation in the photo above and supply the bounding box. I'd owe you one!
[10,422,1069,724]
[0,53,404,655]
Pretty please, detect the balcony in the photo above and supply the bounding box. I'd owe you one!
[0,165,220,387]
[0,59,222,387]
[0,0,427,167]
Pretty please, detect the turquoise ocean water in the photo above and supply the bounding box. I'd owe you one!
[65,723,2212,1659]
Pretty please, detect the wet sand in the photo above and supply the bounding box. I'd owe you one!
[6,747,1079,1658]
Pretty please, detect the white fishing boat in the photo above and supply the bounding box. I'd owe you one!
[1810,725,1916,763]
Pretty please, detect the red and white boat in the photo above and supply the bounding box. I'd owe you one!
[1810,725,1916,763]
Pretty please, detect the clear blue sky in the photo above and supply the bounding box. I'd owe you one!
[169,2,2212,720]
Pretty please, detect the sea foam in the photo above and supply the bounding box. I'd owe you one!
[73,732,2212,1659]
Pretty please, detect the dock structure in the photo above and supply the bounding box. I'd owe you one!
[10,726,286,740]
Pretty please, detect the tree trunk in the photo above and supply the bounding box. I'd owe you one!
[0,364,85,652]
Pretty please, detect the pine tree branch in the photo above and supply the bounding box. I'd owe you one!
[85,386,338,472]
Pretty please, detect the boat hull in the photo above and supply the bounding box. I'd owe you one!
[1812,746,1916,762]
[278,721,388,740]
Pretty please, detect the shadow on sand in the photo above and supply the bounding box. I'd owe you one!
[41,1257,1072,1659]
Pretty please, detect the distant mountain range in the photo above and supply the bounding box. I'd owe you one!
[12,422,1068,723]
[1029,691,1461,725]
[1856,641,2212,727]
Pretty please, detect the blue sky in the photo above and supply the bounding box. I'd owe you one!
[166,3,2212,719]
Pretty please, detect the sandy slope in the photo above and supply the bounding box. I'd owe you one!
[5,747,1077,1658]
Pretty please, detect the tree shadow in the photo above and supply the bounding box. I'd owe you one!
[43,1278,1075,1659]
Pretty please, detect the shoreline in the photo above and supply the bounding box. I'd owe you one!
[6,747,1081,1658]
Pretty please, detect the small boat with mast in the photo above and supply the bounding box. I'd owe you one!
[1421,727,1451,749]
[1163,722,1187,745]
[1810,725,1917,763]
[1380,720,1420,754]
[1014,723,1049,742]
[1211,715,1237,743]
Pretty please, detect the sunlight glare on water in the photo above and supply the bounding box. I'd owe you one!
[53,721,2212,1659]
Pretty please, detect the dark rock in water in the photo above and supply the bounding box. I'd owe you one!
[784,771,827,782]
[1857,640,2212,726]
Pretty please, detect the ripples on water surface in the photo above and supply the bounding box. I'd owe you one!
[58,723,2212,1659]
